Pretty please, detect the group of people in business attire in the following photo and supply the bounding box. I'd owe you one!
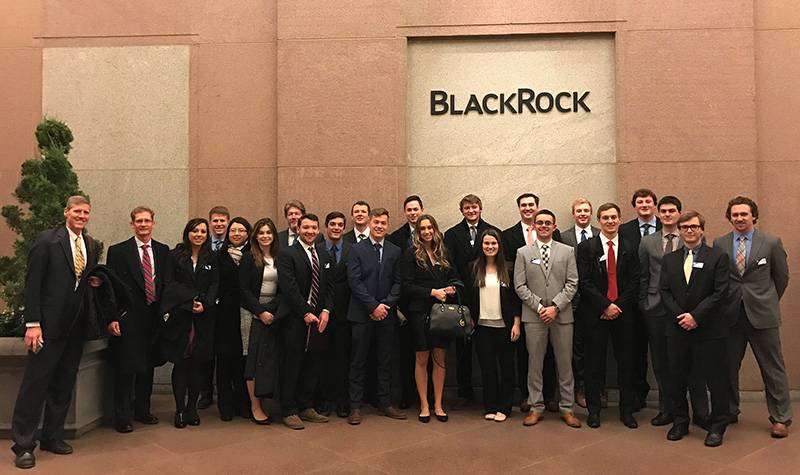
[8,190,793,469]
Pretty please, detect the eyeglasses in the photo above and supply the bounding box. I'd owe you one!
[534,221,554,227]
[678,224,702,231]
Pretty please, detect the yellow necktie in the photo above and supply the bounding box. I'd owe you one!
[683,249,693,284]
[74,236,85,278]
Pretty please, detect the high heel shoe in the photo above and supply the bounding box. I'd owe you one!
[174,411,187,429]
[418,414,431,423]
[252,415,272,425]
[435,411,448,423]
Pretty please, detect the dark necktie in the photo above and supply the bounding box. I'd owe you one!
[469,225,477,245]
[358,233,366,242]
[641,223,651,236]
[309,246,319,308]
[141,244,156,304]
[580,229,587,243]
[606,241,618,301]
[664,233,675,254]
[374,242,382,264]
[541,244,550,271]
[329,245,338,264]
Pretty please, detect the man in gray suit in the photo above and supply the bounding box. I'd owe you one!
[712,196,792,438]
[515,209,581,428]
[639,196,710,428]
[560,198,600,408]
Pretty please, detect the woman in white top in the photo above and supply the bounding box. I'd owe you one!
[469,228,521,421]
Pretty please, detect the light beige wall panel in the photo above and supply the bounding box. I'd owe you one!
[194,0,277,44]
[278,0,401,39]
[617,30,755,164]
[409,163,616,233]
[42,46,190,171]
[618,0,753,30]
[408,35,615,168]
[0,0,41,46]
[195,168,277,226]
[77,169,189,252]
[757,162,800,271]
[755,0,800,29]
[277,39,404,167]
[42,0,191,38]
[196,43,276,169]
[755,30,800,162]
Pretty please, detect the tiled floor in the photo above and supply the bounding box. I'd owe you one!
[3,397,797,474]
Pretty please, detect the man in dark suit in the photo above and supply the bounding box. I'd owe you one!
[277,213,334,430]
[660,211,730,447]
[560,198,600,409]
[319,211,353,418]
[388,195,423,408]
[10,196,102,469]
[343,201,371,244]
[347,208,406,424]
[106,206,169,433]
[576,202,640,429]
[713,196,792,438]
[444,194,499,404]
[501,193,561,412]
[277,199,306,248]
[618,188,661,410]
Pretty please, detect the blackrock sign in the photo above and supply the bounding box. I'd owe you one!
[430,89,591,115]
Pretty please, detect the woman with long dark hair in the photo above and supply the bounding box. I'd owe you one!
[399,214,462,423]
[239,217,281,424]
[470,228,521,422]
[214,217,252,421]
[160,218,219,428]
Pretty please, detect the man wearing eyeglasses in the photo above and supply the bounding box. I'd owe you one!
[659,211,730,447]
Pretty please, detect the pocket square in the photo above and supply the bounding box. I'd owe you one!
[324,262,331,269]
[204,264,212,270]
[757,257,767,266]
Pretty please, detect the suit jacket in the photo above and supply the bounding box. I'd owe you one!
[277,240,334,322]
[514,241,578,324]
[106,236,169,371]
[388,223,413,253]
[238,254,281,319]
[469,267,521,328]
[214,246,249,357]
[659,244,729,339]
[323,239,353,322]
[576,234,640,326]
[559,225,600,310]
[24,226,101,340]
[712,230,789,329]
[346,238,402,323]
[399,248,463,315]
[343,228,370,244]
[501,221,563,266]
[619,217,662,253]
[444,218,499,301]
[638,231,684,317]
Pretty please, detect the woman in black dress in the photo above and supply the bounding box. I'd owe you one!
[399,214,462,423]
[239,217,281,424]
[160,218,219,428]
[214,217,252,421]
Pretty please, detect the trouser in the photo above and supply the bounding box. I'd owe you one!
[668,335,730,434]
[572,314,586,392]
[113,367,155,423]
[11,333,85,454]
[350,318,395,409]
[727,308,793,425]
[172,357,208,414]
[525,321,575,413]
[585,318,636,416]
[216,354,247,417]
[632,310,650,402]
[280,320,322,416]
[320,319,351,409]
[515,325,529,403]
[474,326,515,415]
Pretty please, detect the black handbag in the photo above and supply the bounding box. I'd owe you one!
[427,294,474,339]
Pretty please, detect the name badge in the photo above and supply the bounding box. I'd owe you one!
[757,257,767,266]
[531,258,541,265]
[324,262,331,269]
[692,262,704,269]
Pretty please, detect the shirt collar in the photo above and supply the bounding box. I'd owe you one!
[637,217,657,228]
[369,237,384,247]
[599,233,618,248]
[134,236,151,248]
[325,239,340,250]
[66,226,82,242]
[733,229,755,241]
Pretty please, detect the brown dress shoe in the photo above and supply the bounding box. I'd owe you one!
[347,409,362,425]
[283,414,305,430]
[523,411,543,426]
[377,406,407,420]
[771,422,789,438]
[562,412,582,428]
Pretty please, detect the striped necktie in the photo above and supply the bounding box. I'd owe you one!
[141,244,156,304]
[74,236,85,278]
[309,246,319,308]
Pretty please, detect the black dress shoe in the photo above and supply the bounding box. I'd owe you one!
[114,422,134,433]
[14,451,35,469]
[336,405,350,418]
[587,413,601,428]
[620,414,638,429]
[174,412,187,428]
[667,424,689,441]
[220,413,233,422]
[651,413,674,426]
[186,411,200,426]
[418,414,431,423]
[197,395,213,410]
[40,440,73,455]
[134,413,159,425]
[704,432,724,447]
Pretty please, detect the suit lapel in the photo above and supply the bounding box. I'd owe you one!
[58,227,76,277]
[126,238,146,293]
[745,230,764,274]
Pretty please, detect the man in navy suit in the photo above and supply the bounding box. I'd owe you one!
[347,208,406,424]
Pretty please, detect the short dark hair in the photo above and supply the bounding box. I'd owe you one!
[130,206,154,221]
[658,195,682,212]
[403,195,423,209]
[630,188,657,207]
[325,211,346,226]
[370,207,389,219]
[516,193,539,207]
[534,209,556,223]
[678,210,705,229]
[283,199,306,217]
[459,194,482,210]
[351,200,371,214]
[208,206,230,219]
[596,202,621,219]
[725,196,759,223]
[298,213,319,227]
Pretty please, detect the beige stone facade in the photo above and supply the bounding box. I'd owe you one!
[0,1,797,390]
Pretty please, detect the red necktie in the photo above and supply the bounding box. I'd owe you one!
[141,244,156,304]
[606,241,618,301]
